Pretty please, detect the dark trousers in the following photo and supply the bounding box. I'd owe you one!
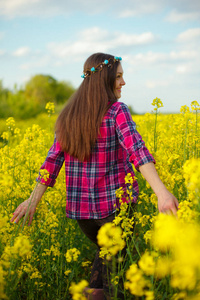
[77,213,116,294]
[77,204,136,299]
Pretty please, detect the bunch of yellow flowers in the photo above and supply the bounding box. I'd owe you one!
[97,222,125,257]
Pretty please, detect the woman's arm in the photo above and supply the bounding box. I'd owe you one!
[138,162,179,215]
[11,138,65,226]
[11,183,47,225]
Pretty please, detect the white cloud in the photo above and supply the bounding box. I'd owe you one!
[177,28,200,42]
[176,65,189,74]
[48,41,106,60]
[0,0,40,17]
[3,0,32,10]
[31,26,199,83]
[118,1,161,18]
[48,27,156,61]
[20,54,50,69]
[12,47,30,56]
[125,47,200,82]
[146,79,170,89]
[0,0,103,17]
[112,32,156,47]
[128,52,167,66]
[80,27,108,41]
[1,0,200,19]
[165,10,200,23]
[0,49,6,55]
[126,49,198,68]
[169,50,198,60]
[14,28,157,74]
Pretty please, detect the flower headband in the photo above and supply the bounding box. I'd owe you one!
[81,56,122,79]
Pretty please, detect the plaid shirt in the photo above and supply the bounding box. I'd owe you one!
[37,101,155,219]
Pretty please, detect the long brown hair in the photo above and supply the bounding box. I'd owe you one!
[55,53,120,161]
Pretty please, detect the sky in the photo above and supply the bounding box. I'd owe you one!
[0,0,200,114]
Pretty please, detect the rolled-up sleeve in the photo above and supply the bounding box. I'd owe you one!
[36,138,64,187]
[115,103,155,170]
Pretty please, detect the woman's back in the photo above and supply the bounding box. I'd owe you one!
[39,101,154,219]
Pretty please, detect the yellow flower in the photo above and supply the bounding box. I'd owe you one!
[81,261,91,268]
[180,105,190,114]
[113,215,122,226]
[0,172,13,187]
[171,265,197,290]
[177,200,198,223]
[42,249,51,256]
[14,127,21,136]
[1,132,9,140]
[154,256,171,278]
[152,213,200,292]
[50,245,60,257]
[139,251,155,276]
[69,279,88,300]
[64,270,71,276]
[0,264,7,299]
[183,159,200,201]
[65,248,80,263]
[97,222,125,256]
[144,230,153,244]
[125,263,151,297]
[191,100,200,111]
[111,276,119,285]
[151,97,163,110]
[39,169,50,182]
[145,290,155,300]
[115,187,124,199]
[13,235,32,257]
[30,270,42,279]
[152,214,178,251]
[171,292,187,300]
[6,117,15,130]
[125,173,135,185]
[45,102,55,115]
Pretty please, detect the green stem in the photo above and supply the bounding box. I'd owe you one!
[154,109,158,153]
[195,110,198,158]
[183,117,188,163]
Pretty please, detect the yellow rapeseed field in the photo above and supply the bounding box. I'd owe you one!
[0,99,199,299]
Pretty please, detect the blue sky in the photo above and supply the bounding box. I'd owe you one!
[0,0,200,113]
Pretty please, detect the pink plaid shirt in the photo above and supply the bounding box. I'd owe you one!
[37,101,155,219]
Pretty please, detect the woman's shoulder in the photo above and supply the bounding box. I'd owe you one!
[106,101,129,116]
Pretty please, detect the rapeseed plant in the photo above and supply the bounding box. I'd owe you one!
[0,100,199,299]
[0,264,7,299]
[124,263,152,297]
[97,222,125,257]
[65,248,81,263]
[45,102,55,116]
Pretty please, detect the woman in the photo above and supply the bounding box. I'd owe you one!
[11,53,179,299]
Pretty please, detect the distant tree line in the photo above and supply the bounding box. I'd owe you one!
[0,75,137,119]
[0,75,76,119]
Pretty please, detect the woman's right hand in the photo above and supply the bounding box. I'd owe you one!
[10,182,47,226]
[11,197,37,226]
